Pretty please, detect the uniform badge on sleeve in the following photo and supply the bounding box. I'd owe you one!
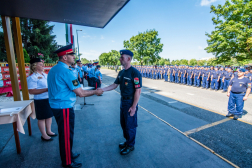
[38,77,42,79]
[72,79,78,86]
[134,77,139,84]
[125,82,128,86]
[248,83,251,88]
[135,84,140,88]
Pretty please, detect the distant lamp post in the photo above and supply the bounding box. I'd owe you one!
[76,29,82,60]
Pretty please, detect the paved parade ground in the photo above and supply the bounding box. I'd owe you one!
[0,68,252,168]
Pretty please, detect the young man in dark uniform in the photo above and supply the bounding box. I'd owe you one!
[226,69,251,120]
[99,49,142,155]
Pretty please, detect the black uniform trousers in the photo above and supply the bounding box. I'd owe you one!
[94,78,101,89]
[52,108,75,166]
[120,99,138,147]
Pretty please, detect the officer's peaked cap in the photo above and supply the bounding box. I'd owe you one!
[120,49,133,57]
[30,58,42,64]
[54,44,75,57]
[76,60,81,63]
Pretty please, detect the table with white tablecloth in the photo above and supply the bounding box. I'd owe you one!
[0,100,36,153]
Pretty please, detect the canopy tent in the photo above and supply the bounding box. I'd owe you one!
[0,0,129,28]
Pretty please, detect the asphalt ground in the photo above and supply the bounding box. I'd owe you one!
[102,68,252,168]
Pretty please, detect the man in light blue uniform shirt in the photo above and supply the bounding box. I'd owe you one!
[70,63,79,79]
[48,44,103,168]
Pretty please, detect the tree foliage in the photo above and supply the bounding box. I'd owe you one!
[197,60,207,66]
[0,18,58,63]
[180,59,189,65]
[205,0,252,61]
[123,29,163,65]
[0,31,6,61]
[81,58,89,64]
[189,59,198,66]
[99,50,120,66]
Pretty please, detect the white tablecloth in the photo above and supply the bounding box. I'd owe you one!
[0,100,35,134]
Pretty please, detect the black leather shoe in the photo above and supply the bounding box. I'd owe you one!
[120,146,134,155]
[119,142,127,149]
[233,115,239,120]
[41,136,53,141]
[72,153,80,160]
[226,113,234,117]
[62,161,82,168]
[47,133,58,137]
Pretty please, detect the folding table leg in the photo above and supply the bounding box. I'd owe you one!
[27,116,32,136]
[13,122,21,154]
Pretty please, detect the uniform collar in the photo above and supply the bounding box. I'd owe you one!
[58,61,70,69]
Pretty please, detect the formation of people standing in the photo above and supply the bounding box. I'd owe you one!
[70,60,103,89]
[135,65,251,120]
[135,65,252,92]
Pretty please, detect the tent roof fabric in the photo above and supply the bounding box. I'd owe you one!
[0,0,129,28]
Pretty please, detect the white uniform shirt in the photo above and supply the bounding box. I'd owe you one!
[27,72,49,100]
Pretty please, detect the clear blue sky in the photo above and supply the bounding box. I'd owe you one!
[50,0,225,61]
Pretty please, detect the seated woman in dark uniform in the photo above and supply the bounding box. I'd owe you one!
[27,58,57,141]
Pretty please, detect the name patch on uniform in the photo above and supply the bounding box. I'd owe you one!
[134,77,139,84]
[38,77,42,79]
[72,79,78,86]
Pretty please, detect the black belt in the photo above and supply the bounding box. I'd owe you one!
[122,96,133,100]
[231,91,245,94]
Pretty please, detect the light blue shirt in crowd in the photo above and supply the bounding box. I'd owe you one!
[82,65,88,72]
[95,70,102,80]
[27,72,49,100]
[76,65,82,77]
[70,66,79,78]
[47,61,81,109]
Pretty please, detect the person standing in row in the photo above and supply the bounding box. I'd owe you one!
[211,67,220,90]
[27,58,57,141]
[76,60,83,84]
[226,69,251,120]
[48,44,103,168]
[94,65,102,89]
[222,67,233,92]
[99,49,142,155]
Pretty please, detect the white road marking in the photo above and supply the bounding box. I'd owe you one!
[184,118,232,135]
[187,93,194,96]
[168,101,177,104]
[159,92,173,95]
[141,92,151,94]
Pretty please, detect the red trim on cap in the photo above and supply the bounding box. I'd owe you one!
[57,49,73,57]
